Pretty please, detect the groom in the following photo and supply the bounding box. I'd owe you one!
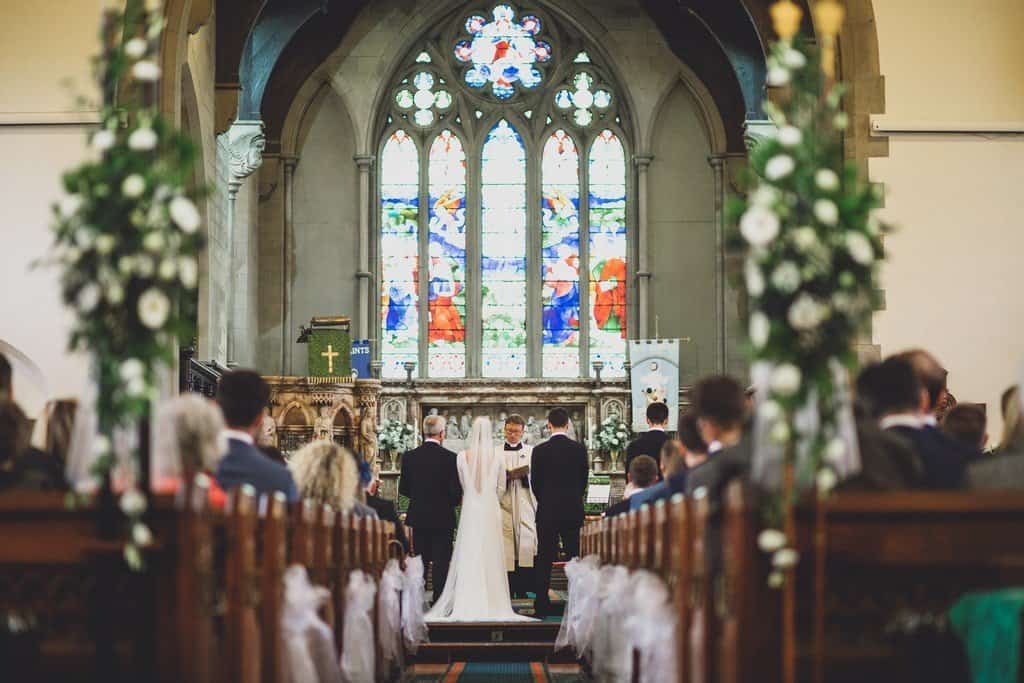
[399,414,462,603]
[531,407,589,617]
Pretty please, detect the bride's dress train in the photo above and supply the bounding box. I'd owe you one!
[425,417,534,623]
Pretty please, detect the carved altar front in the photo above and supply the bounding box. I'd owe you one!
[262,376,381,467]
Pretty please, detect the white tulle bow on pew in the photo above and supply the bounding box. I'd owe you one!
[590,564,634,681]
[555,555,601,655]
[625,570,679,683]
[340,570,376,683]
[401,555,429,652]
[281,565,343,683]
[378,558,405,673]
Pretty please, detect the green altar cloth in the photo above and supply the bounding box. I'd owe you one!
[949,588,1024,683]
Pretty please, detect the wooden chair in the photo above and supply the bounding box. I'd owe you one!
[225,485,261,683]
[259,492,288,683]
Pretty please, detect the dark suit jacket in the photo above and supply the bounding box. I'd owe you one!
[367,492,409,552]
[966,451,1024,490]
[216,438,298,502]
[684,438,752,499]
[398,441,461,530]
[629,471,688,510]
[603,497,633,518]
[0,447,66,492]
[531,434,589,526]
[886,425,978,489]
[837,421,926,491]
[625,429,669,478]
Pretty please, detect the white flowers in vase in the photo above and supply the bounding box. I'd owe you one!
[594,415,631,454]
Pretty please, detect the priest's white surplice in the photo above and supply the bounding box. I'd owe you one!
[500,444,537,571]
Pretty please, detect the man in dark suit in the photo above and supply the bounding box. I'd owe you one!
[625,402,670,478]
[860,357,978,489]
[684,376,750,498]
[531,407,589,617]
[366,470,409,553]
[399,414,461,601]
[631,414,706,509]
[215,370,299,502]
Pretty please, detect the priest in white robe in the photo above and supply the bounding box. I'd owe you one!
[500,414,538,599]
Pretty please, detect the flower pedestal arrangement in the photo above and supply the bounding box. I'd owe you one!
[44,0,205,570]
[594,416,630,473]
[377,420,416,472]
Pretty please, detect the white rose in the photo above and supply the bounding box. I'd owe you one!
[770,363,801,397]
[64,246,82,264]
[92,434,110,456]
[768,571,785,589]
[833,112,849,131]
[76,284,101,313]
[132,60,161,82]
[770,420,791,444]
[749,311,770,349]
[745,259,765,297]
[825,438,847,465]
[95,234,116,254]
[120,489,147,516]
[740,205,780,248]
[105,282,124,304]
[118,255,135,275]
[122,174,146,198]
[168,196,201,233]
[126,377,147,397]
[158,258,177,280]
[772,548,800,569]
[845,231,874,265]
[178,256,198,289]
[788,293,826,331]
[765,154,795,181]
[791,226,818,252]
[143,231,165,252]
[866,213,883,237]
[782,48,807,69]
[766,66,790,87]
[758,529,787,553]
[749,186,780,208]
[60,194,84,218]
[816,468,838,494]
[74,227,94,249]
[124,38,148,60]
[815,169,840,192]
[119,358,145,382]
[137,288,170,329]
[132,522,153,547]
[777,126,802,148]
[128,127,158,151]
[770,262,801,293]
[92,129,116,152]
[760,399,782,423]
[814,199,839,226]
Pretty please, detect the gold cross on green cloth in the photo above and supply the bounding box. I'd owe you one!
[321,344,340,374]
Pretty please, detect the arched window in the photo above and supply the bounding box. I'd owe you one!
[378,4,631,379]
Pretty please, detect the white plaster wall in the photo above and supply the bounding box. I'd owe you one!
[870,0,1024,438]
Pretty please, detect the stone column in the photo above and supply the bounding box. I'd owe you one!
[354,154,375,341]
[355,380,381,468]
[709,155,726,372]
[281,155,298,375]
[634,155,653,338]
[222,120,265,367]
[744,119,778,151]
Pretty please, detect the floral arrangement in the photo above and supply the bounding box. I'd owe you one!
[727,24,887,584]
[377,419,416,453]
[42,0,205,570]
[594,415,631,453]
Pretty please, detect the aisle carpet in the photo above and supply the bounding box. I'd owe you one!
[408,661,583,682]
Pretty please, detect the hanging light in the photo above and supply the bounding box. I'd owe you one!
[813,0,845,79]
[770,0,803,41]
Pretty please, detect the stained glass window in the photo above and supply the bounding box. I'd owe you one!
[481,120,527,377]
[427,131,467,377]
[379,130,420,378]
[454,4,551,99]
[588,130,628,377]
[541,130,580,377]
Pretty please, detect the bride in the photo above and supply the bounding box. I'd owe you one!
[426,416,534,622]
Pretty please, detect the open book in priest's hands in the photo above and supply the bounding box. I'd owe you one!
[505,465,530,482]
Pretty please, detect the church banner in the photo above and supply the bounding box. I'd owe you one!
[307,328,351,378]
[628,339,680,432]
[350,340,371,379]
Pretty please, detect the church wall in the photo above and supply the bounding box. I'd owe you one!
[0,2,108,415]
[869,0,1024,438]
[648,81,717,386]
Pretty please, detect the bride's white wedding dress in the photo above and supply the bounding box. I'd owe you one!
[425,417,534,623]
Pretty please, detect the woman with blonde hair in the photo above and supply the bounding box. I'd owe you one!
[998,385,1024,453]
[152,394,228,506]
[289,441,377,517]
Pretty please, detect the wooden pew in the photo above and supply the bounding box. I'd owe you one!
[175,475,220,683]
[259,492,288,683]
[689,491,713,683]
[312,504,337,631]
[225,485,261,683]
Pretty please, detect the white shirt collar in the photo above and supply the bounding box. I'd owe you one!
[647,426,666,433]
[880,413,924,431]
[922,414,938,427]
[707,440,723,454]
[550,432,569,438]
[224,428,254,446]
[425,438,442,445]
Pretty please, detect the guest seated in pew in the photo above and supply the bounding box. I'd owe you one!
[838,380,925,491]
[625,402,670,479]
[942,404,988,451]
[862,356,977,489]
[0,400,65,490]
[994,385,1024,454]
[604,455,658,517]
[685,375,750,497]
[628,438,684,510]
[152,394,229,507]
[631,413,708,509]
[290,440,378,518]
[966,385,1024,490]
[30,398,76,470]
[366,465,409,552]
[215,370,299,502]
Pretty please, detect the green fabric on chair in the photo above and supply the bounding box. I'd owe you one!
[949,588,1024,683]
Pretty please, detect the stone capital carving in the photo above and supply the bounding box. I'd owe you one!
[354,154,375,170]
[744,119,778,151]
[225,120,266,181]
[633,154,654,169]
